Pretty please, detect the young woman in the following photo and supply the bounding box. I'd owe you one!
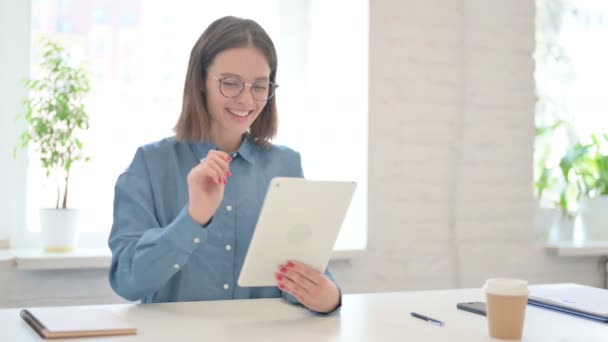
[108,16,340,314]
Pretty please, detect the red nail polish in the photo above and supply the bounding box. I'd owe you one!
[226,156,232,161]
[226,171,231,177]
[279,284,285,289]
[276,275,283,281]
[287,261,295,268]
[223,179,227,185]
[280,266,287,273]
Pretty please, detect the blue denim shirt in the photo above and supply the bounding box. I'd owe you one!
[108,135,338,312]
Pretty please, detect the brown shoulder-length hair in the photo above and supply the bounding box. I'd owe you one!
[174,16,278,146]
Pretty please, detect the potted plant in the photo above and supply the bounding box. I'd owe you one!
[13,38,91,252]
[558,133,608,241]
[533,119,573,241]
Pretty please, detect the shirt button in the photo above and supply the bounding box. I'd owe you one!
[226,205,232,212]
[223,283,230,290]
[173,264,180,269]
[193,237,200,244]
[231,152,237,158]
[225,244,232,251]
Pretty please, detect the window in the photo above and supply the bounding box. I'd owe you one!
[21,0,368,251]
[534,0,608,209]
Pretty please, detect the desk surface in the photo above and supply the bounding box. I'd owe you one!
[1,286,606,341]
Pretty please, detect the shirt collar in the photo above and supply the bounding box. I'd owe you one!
[194,134,256,165]
[236,134,256,164]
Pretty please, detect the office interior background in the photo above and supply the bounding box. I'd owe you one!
[1,0,608,307]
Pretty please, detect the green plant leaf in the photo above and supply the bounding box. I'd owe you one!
[559,188,569,217]
[13,38,92,208]
[535,166,553,200]
[559,144,590,180]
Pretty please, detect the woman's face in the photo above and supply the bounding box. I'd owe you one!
[205,46,271,140]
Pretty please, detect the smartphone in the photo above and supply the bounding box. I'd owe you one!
[457,302,487,316]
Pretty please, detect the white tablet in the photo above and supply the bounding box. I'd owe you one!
[237,177,357,287]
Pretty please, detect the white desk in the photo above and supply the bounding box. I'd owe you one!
[1,286,606,341]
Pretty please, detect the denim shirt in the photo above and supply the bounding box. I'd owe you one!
[108,135,339,313]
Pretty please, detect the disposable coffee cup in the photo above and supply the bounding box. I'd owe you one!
[483,278,529,340]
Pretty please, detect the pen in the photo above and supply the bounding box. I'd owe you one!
[410,312,445,326]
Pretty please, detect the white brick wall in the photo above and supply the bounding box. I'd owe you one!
[328,0,603,293]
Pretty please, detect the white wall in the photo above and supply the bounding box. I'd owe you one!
[329,0,602,293]
[0,0,603,308]
[0,0,29,245]
[0,262,124,307]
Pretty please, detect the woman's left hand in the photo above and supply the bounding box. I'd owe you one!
[276,261,340,313]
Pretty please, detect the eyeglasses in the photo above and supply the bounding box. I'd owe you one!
[210,74,278,101]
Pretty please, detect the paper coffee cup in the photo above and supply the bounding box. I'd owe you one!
[483,278,529,340]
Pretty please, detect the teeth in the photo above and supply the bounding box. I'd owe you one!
[227,109,250,117]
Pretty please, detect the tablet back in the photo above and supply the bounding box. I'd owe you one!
[238,177,356,287]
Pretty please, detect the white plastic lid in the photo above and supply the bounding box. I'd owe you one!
[483,278,529,296]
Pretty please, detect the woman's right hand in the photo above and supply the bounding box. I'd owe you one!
[187,150,232,225]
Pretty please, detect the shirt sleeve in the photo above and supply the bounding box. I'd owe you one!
[108,147,217,301]
[294,151,304,178]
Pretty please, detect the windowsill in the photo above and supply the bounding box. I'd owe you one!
[0,248,111,270]
[0,247,364,270]
[545,240,608,256]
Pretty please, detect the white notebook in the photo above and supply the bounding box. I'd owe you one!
[529,283,608,318]
[20,306,137,339]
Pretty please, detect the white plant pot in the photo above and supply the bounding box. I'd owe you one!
[577,196,608,241]
[548,213,574,242]
[39,208,80,252]
[534,201,560,242]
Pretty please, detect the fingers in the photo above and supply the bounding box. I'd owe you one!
[276,262,340,312]
[202,157,227,184]
[206,150,232,173]
[277,261,328,305]
[199,150,231,162]
[284,261,325,285]
[277,272,311,304]
[276,261,341,313]
[278,263,317,293]
[200,151,232,184]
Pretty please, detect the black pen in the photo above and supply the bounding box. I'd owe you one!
[410,312,445,326]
